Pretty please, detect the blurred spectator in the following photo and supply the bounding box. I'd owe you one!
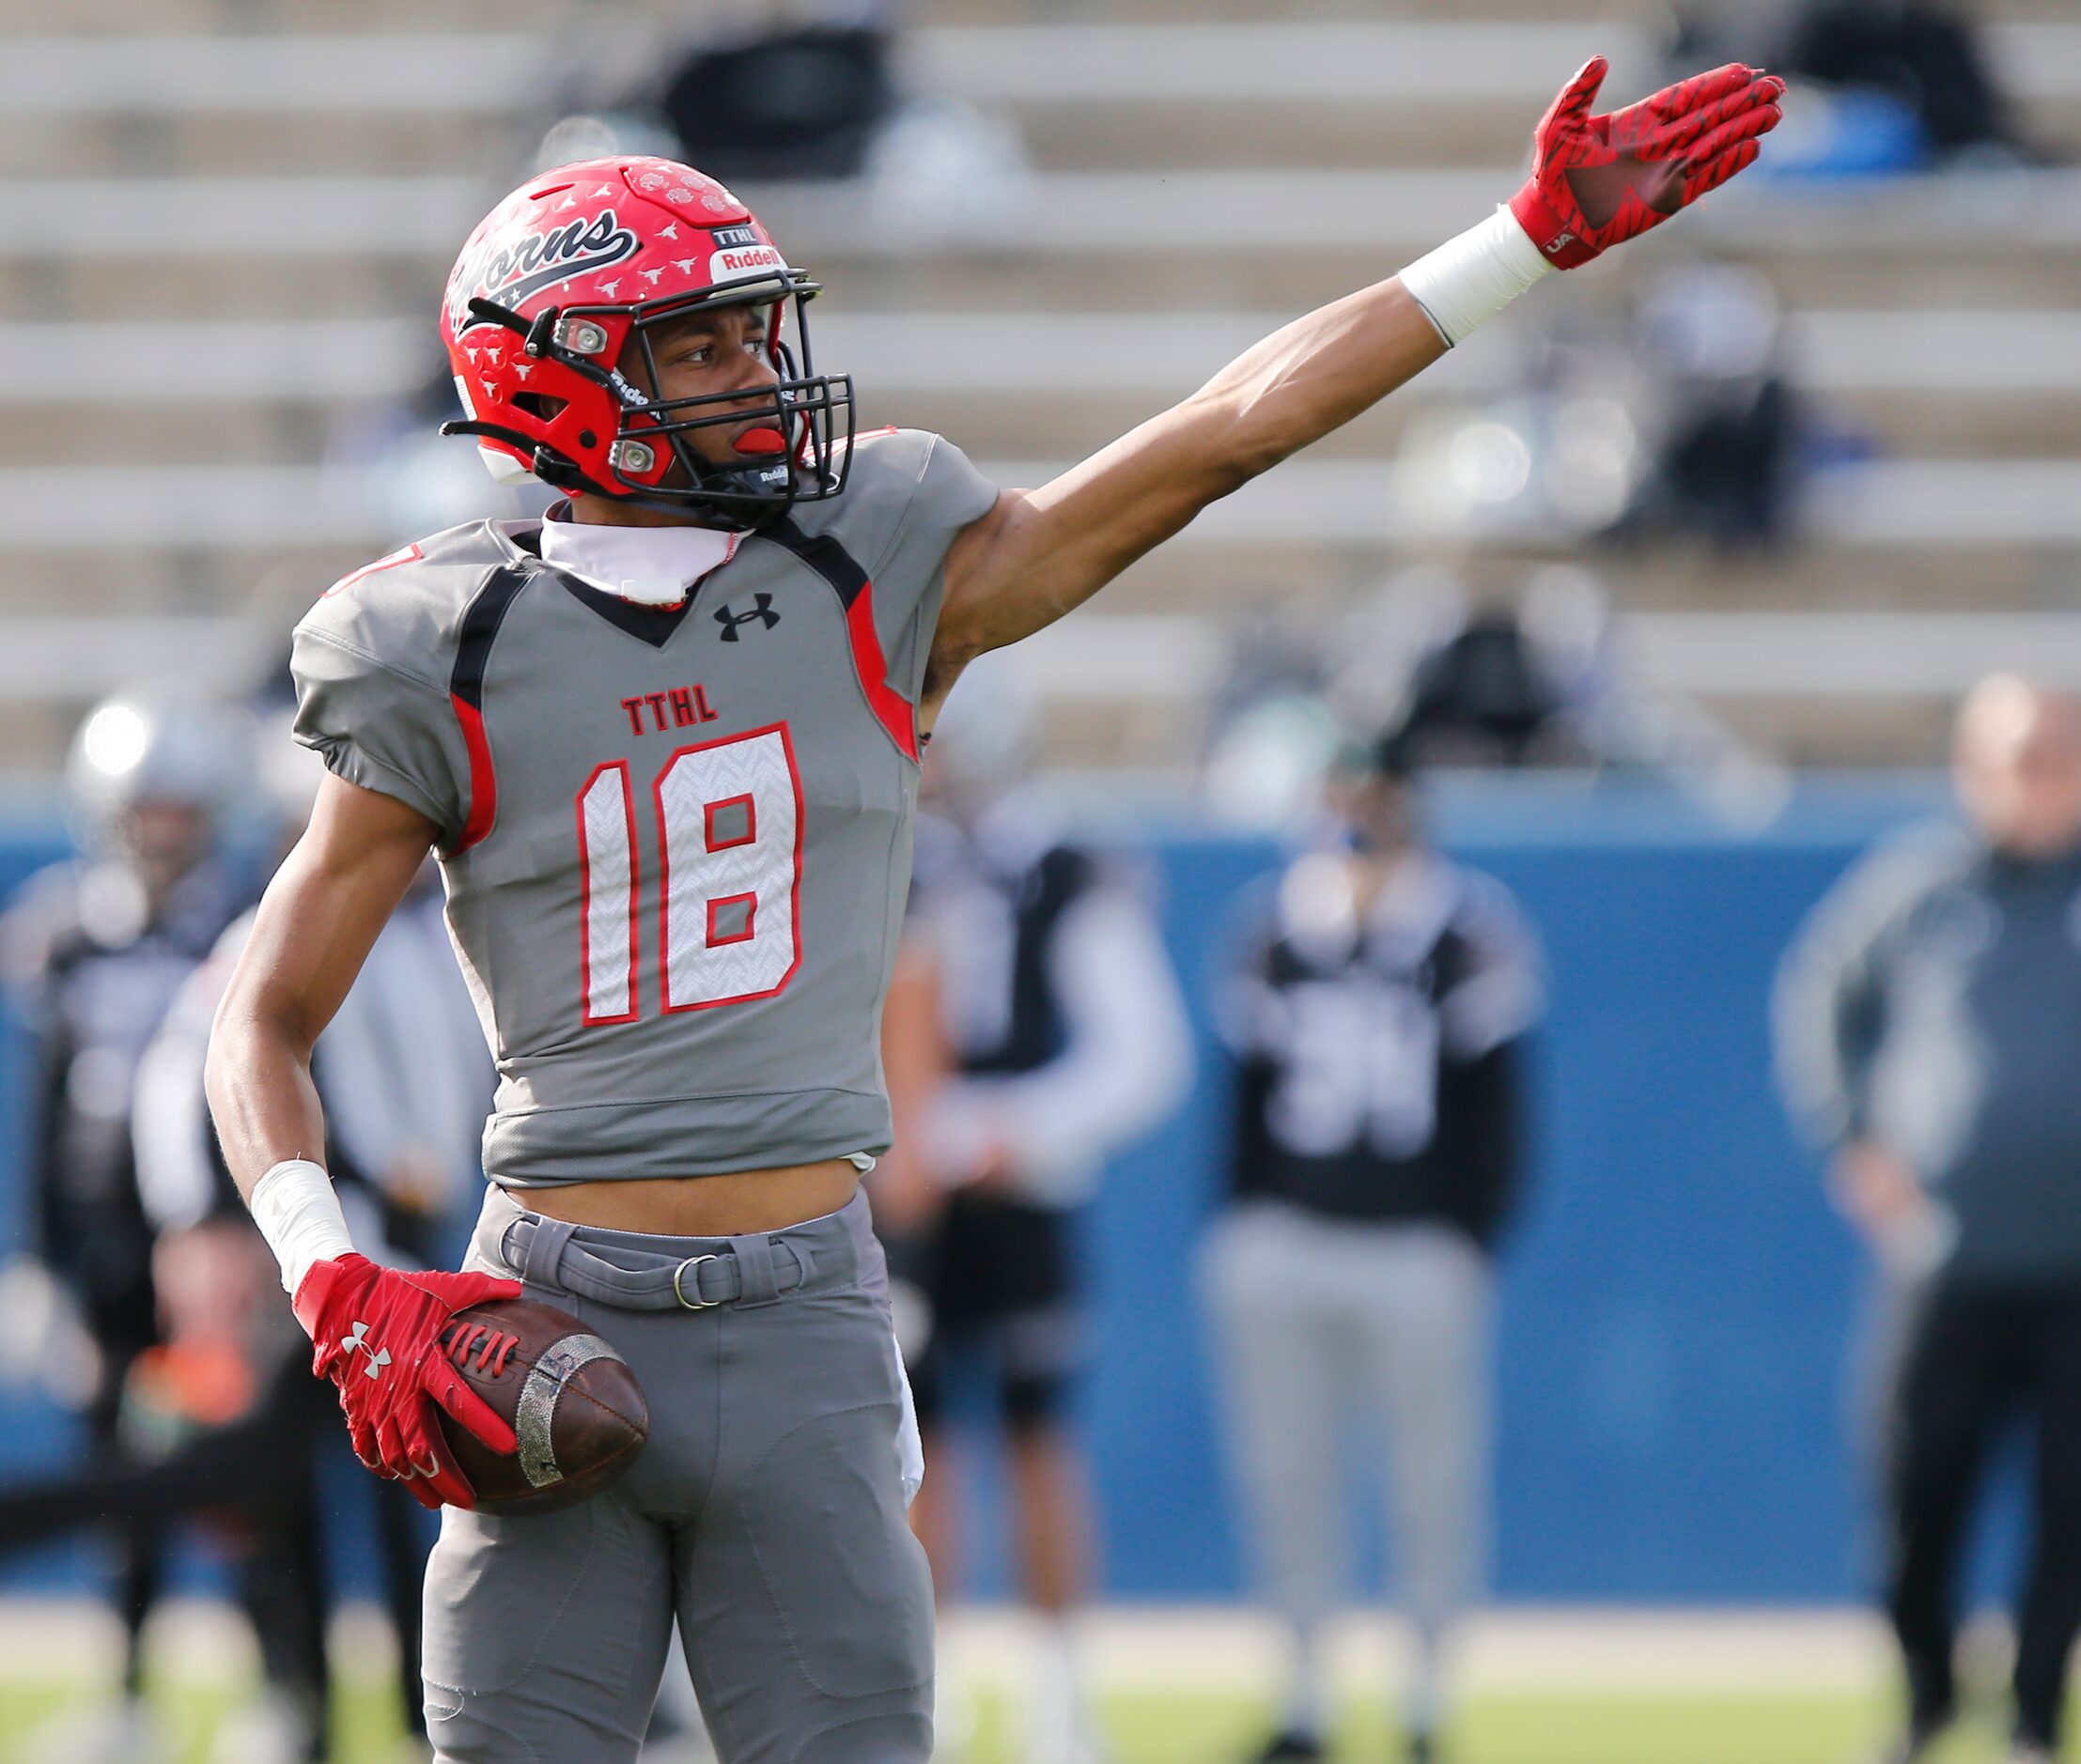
[1777,676,2081,1764]
[1390,263,1807,551]
[0,688,250,1763]
[629,12,1032,239]
[1204,730,1542,1764]
[1620,265,1805,550]
[1394,611,1573,768]
[658,22,896,181]
[1783,0,2025,164]
[1680,0,2036,171]
[131,722,490,1759]
[879,653,1192,1764]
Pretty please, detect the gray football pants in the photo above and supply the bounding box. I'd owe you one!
[424,1185,934,1764]
[1200,1203,1493,1649]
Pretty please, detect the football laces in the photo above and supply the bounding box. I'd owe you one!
[440,1319,520,1378]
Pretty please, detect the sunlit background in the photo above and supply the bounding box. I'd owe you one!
[0,0,2077,1759]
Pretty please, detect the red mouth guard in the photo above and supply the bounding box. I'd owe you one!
[736,427,787,456]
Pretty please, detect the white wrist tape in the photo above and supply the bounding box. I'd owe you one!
[250,1158,355,1297]
[1398,205,1556,348]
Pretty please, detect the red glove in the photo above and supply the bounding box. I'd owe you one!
[293,1253,522,1510]
[1510,58,1785,270]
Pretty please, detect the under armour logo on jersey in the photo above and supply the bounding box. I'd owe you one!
[714,596,780,641]
[341,1321,391,1380]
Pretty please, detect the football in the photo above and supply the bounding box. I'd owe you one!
[435,1297,649,1517]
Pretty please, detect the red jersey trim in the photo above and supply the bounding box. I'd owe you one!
[844,584,920,763]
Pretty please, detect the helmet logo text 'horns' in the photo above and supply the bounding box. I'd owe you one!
[449,209,639,333]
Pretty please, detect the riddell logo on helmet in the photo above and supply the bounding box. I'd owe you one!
[710,244,786,280]
[449,209,640,332]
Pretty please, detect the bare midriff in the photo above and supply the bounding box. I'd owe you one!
[512,1157,861,1238]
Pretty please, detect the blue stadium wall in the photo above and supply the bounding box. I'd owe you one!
[0,777,2032,1603]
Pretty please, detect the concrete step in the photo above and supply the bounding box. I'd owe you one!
[5,166,2078,324]
[914,0,2068,26]
[0,35,550,112]
[13,387,2074,472]
[4,603,2068,775]
[909,22,2081,170]
[0,0,571,35]
[9,37,2076,184]
[0,112,523,180]
[0,453,2074,626]
[7,455,2078,555]
[10,534,2077,628]
[7,308,2079,464]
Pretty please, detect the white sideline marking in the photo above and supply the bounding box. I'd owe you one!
[0,1597,396,1684]
[941,1605,1896,1695]
[0,1597,1889,1694]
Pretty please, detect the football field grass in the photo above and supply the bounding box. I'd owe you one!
[0,1602,2072,1763]
[0,1682,2066,1764]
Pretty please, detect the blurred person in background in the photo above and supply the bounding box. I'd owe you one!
[1618,262,1804,550]
[0,688,249,1763]
[1204,730,1542,1764]
[1391,609,1575,769]
[879,654,1192,1764]
[1781,0,2028,166]
[130,720,491,1762]
[1777,676,2081,1764]
[1677,0,2038,172]
[657,12,896,184]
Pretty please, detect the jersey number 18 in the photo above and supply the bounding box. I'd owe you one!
[573,724,803,1024]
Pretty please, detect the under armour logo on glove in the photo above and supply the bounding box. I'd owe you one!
[715,595,780,641]
[294,1254,521,1510]
[342,1321,392,1379]
[1510,58,1784,270]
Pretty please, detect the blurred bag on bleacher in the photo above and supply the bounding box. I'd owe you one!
[660,24,896,182]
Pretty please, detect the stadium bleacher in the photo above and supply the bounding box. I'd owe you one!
[1,0,2077,776]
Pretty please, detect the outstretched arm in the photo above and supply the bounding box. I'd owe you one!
[926,56,1782,703]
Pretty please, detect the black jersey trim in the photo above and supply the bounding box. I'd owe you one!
[450,565,531,712]
[554,571,699,648]
[755,518,921,761]
[447,565,531,850]
[757,517,868,609]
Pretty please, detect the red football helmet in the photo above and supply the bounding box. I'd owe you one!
[438,156,854,528]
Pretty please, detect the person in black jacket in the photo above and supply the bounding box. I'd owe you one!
[1204,731,1541,1764]
[1777,676,2081,1764]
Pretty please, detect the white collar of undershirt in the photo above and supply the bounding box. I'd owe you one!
[536,506,740,608]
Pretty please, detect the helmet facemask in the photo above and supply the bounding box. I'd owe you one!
[445,270,855,531]
[608,274,854,525]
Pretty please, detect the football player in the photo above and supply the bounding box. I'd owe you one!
[203,58,1782,1764]
[2,687,249,1763]
[1208,731,1542,1764]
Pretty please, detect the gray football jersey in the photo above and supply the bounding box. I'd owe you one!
[292,429,997,1185]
